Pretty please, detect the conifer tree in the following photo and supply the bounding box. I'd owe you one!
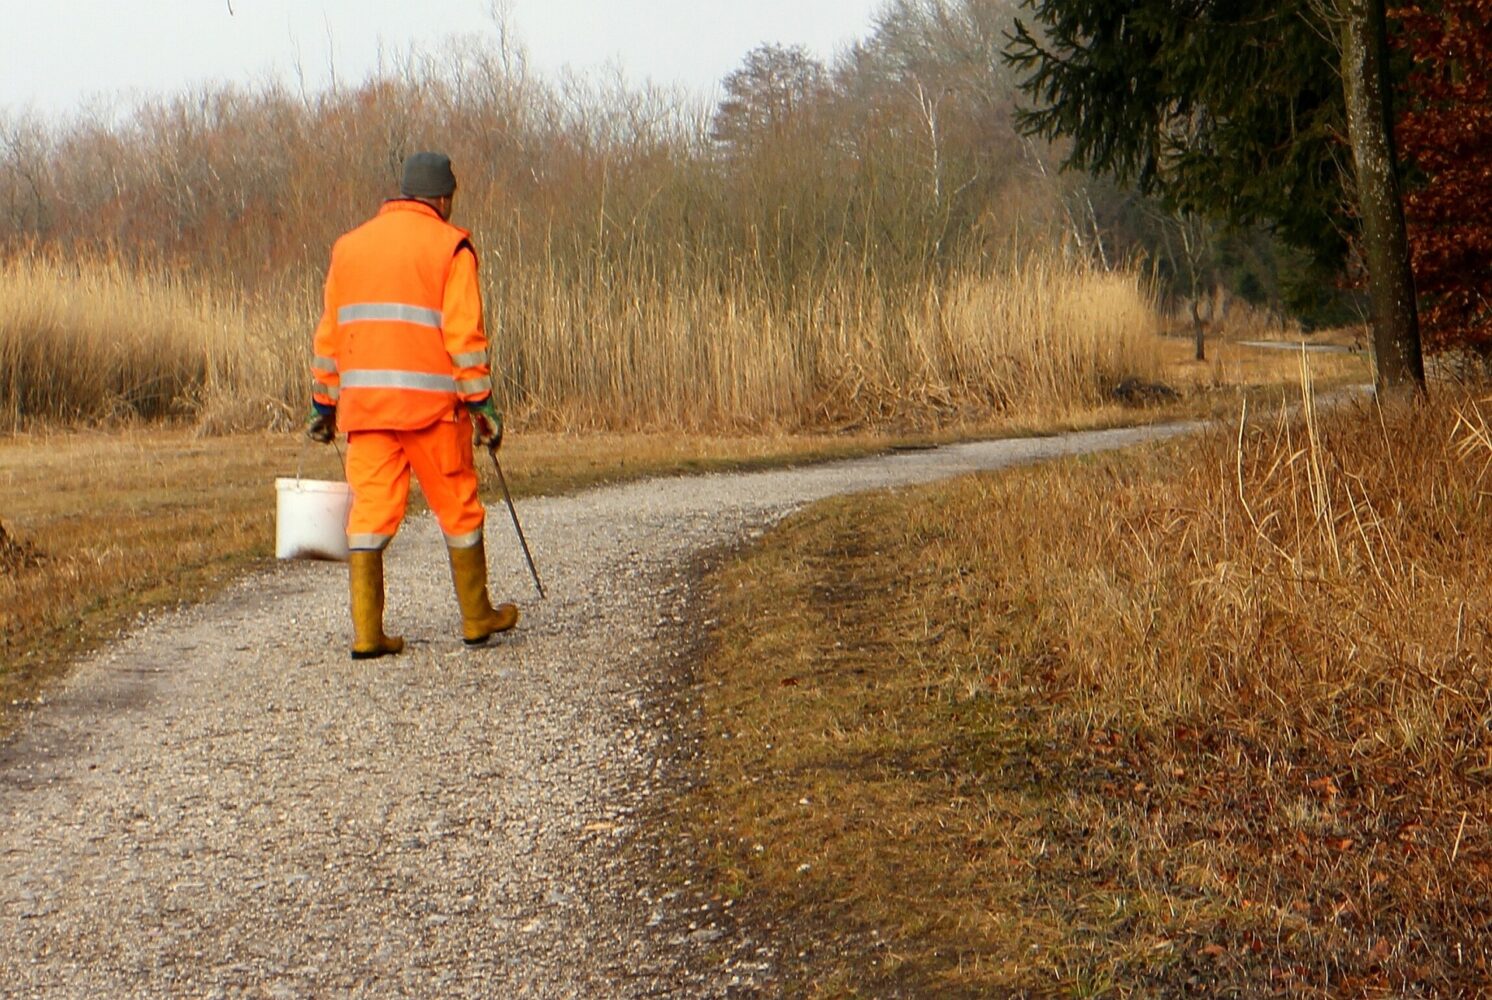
[1008,0,1426,391]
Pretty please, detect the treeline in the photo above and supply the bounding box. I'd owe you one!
[0,3,1072,294]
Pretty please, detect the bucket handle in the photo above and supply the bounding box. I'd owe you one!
[295,433,348,485]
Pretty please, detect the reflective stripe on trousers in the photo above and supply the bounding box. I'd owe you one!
[344,421,485,550]
[445,528,483,549]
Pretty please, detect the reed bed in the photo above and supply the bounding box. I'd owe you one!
[0,253,306,432]
[492,253,1161,430]
[0,248,1162,434]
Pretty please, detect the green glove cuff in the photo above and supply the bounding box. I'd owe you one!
[466,398,502,448]
[466,397,498,419]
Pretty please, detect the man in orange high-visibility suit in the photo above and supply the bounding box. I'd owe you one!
[305,151,517,660]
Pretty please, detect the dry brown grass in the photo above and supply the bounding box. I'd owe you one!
[690,372,1492,996]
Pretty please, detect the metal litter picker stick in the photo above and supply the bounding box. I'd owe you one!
[488,448,546,599]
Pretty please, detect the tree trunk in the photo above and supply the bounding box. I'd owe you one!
[1340,0,1425,393]
[1192,298,1206,362]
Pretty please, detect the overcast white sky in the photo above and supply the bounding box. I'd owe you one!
[1,0,888,122]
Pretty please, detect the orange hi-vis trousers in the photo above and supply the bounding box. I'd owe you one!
[345,416,484,552]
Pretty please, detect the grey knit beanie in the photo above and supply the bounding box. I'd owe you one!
[400,151,457,198]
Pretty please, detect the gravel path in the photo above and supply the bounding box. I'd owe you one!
[0,421,1198,998]
[1236,339,1358,354]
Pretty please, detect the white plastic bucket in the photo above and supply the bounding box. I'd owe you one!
[275,478,353,562]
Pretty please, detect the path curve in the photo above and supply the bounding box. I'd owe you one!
[0,421,1199,998]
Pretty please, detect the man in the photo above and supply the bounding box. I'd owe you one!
[305,151,518,660]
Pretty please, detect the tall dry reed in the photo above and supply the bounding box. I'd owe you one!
[0,253,305,432]
[0,247,1161,433]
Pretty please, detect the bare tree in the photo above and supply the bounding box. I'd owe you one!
[710,44,829,153]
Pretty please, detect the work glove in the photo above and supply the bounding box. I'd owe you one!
[305,402,336,444]
[468,397,503,452]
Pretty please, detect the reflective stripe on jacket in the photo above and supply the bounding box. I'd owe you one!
[311,200,494,432]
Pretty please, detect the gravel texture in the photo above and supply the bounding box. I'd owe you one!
[0,422,1198,998]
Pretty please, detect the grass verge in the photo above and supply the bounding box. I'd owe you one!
[686,381,1492,996]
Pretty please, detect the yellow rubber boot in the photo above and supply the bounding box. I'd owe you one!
[448,540,519,645]
[349,550,405,660]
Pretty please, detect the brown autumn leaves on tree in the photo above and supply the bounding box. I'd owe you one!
[1395,0,1492,352]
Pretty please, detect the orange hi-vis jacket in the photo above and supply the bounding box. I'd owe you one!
[311,200,493,432]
